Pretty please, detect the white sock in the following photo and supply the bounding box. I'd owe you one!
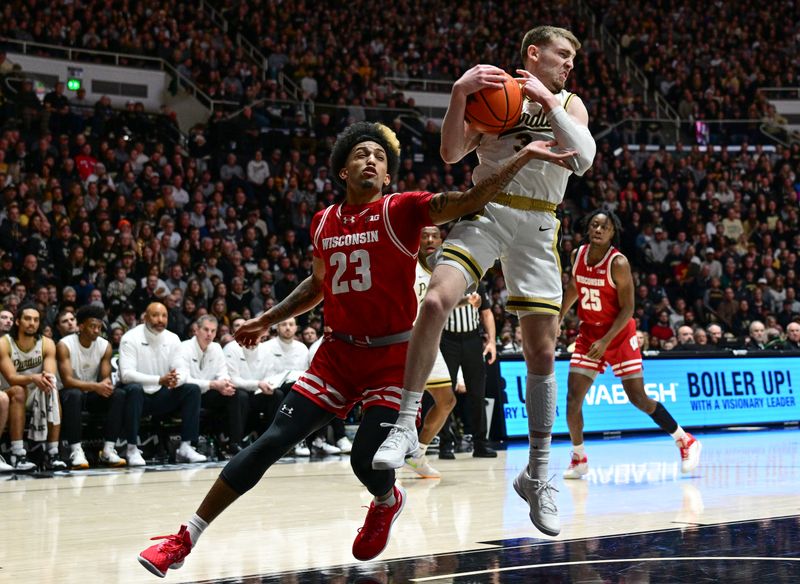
[186,513,208,548]
[103,441,116,453]
[11,440,24,455]
[375,489,396,507]
[127,444,139,455]
[528,436,552,482]
[671,427,687,442]
[47,441,59,455]
[70,443,82,452]
[180,441,193,452]
[572,443,585,458]
[396,390,424,429]
[417,443,429,457]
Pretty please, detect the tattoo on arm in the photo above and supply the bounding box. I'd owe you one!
[429,153,530,223]
[264,276,323,323]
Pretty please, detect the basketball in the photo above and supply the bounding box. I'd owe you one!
[464,72,524,134]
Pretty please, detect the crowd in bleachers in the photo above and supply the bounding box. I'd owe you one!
[0,0,250,100]
[0,2,798,470]
[588,0,799,124]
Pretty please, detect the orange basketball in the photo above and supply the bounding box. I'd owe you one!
[464,72,523,134]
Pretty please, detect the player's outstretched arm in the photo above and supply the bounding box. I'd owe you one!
[428,139,578,225]
[234,257,325,348]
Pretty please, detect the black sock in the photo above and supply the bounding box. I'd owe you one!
[649,402,678,434]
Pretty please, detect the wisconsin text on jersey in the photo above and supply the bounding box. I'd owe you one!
[575,275,606,287]
[322,230,380,250]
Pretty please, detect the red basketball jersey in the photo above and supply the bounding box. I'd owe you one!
[573,244,624,330]
[311,191,434,337]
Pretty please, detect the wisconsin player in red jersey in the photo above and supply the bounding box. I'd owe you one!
[137,122,576,578]
[560,210,701,480]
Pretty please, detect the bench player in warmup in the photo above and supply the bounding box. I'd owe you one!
[136,121,576,578]
[560,209,702,479]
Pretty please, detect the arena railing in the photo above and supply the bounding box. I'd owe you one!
[1,38,239,115]
[595,117,790,147]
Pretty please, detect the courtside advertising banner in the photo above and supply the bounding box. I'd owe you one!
[500,355,800,437]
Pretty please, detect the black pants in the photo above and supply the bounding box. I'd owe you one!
[202,388,249,444]
[59,387,126,444]
[221,391,395,497]
[122,383,202,444]
[248,387,287,436]
[440,330,487,446]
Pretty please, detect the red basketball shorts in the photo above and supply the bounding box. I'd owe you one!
[569,319,643,377]
[292,337,407,418]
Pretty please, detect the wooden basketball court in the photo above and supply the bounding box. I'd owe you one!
[1,427,798,583]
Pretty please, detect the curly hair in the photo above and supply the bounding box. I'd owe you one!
[329,122,400,187]
[582,208,623,248]
[76,304,107,325]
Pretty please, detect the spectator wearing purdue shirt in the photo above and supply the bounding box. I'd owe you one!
[174,315,248,456]
[439,282,497,458]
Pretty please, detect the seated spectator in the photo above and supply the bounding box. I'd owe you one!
[635,329,650,352]
[0,309,12,335]
[57,305,127,468]
[671,325,695,350]
[0,304,65,471]
[691,327,720,351]
[223,317,285,437]
[54,309,78,341]
[780,322,800,351]
[174,315,248,456]
[106,266,137,306]
[743,320,768,351]
[118,302,205,466]
[649,309,674,343]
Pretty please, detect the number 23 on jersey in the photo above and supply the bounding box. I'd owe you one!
[330,249,372,294]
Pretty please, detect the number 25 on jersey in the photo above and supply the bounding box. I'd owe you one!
[330,250,372,294]
[580,287,602,311]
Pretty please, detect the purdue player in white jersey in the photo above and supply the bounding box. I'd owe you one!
[376,26,595,538]
[0,304,65,471]
[57,304,126,469]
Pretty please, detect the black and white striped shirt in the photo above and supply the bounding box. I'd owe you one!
[444,283,489,333]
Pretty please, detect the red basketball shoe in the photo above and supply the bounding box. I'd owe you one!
[352,485,406,561]
[138,525,192,578]
[678,433,702,473]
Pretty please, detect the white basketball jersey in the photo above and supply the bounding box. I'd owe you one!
[0,335,44,390]
[414,259,433,322]
[59,333,108,385]
[473,89,576,205]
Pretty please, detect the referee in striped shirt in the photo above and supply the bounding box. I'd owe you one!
[439,281,497,458]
